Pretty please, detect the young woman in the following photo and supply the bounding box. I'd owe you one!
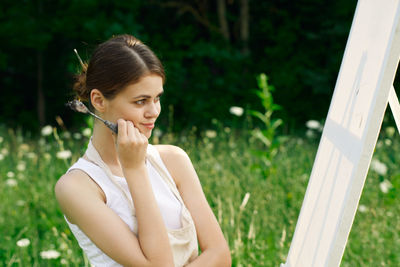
[55,34,231,267]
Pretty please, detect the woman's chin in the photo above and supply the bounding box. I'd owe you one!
[144,130,152,139]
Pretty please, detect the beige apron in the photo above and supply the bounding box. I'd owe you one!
[85,140,198,267]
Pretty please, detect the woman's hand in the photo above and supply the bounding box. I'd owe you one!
[113,119,148,172]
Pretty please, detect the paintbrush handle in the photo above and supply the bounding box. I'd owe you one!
[88,110,118,134]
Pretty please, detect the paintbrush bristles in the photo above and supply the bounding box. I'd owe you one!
[66,100,89,114]
[65,99,118,134]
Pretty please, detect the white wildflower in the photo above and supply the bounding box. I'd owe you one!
[7,171,15,178]
[214,163,222,171]
[385,126,395,137]
[229,106,244,117]
[59,242,68,251]
[1,148,9,155]
[40,249,61,259]
[26,152,37,159]
[16,238,30,247]
[41,125,53,136]
[379,179,392,194]
[205,130,217,139]
[6,179,17,187]
[19,143,29,152]
[16,135,23,143]
[229,141,236,148]
[305,129,315,139]
[376,140,383,148]
[16,200,25,206]
[38,138,46,146]
[206,142,214,149]
[60,258,68,265]
[62,131,71,139]
[306,120,322,130]
[384,139,392,146]
[82,128,92,137]
[224,127,231,133]
[17,161,26,172]
[0,154,4,161]
[358,204,368,213]
[73,133,82,140]
[370,159,387,176]
[297,138,304,145]
[56,150,72,160]
[44,153,51,160]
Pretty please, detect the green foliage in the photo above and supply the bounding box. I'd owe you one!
[0,122,399,266]
[249,74,284,177]
[0,0,360,132]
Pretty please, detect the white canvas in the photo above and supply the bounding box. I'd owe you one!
[282,1,400,266]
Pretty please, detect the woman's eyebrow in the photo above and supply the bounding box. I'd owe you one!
[133,90,164,99]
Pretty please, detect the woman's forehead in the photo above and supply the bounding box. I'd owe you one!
[121,75,164,97]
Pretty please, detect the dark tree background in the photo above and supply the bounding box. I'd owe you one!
[0,0,363,133]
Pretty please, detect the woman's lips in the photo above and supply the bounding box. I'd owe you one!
[141,123,155,129]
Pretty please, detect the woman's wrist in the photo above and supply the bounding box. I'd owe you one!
[122,164,147,180]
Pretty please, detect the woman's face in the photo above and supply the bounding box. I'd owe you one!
[104,74,163,139]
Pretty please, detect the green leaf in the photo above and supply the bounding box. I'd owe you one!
[249,110,268,124]
[252,129,271,146]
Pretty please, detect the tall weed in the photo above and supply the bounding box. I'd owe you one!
[249,73,284,177]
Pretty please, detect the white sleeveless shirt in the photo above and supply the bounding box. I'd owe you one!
[64,143,198,266]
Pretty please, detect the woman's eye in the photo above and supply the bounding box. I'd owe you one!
[134,95,161,105]
[135,99,146,105]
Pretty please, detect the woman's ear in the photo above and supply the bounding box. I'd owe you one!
[90,89,107,113]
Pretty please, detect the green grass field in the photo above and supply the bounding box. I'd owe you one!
[0,124,399,266]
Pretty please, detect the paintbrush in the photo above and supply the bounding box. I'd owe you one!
[66,99,118,134]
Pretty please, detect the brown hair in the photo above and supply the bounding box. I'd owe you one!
[73,34,165,102]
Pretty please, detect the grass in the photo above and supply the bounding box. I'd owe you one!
[0,123,399,266]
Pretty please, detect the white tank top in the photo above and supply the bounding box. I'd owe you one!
[64,143,197,266]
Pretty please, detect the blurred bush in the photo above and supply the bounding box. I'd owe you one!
[0,0,360,134]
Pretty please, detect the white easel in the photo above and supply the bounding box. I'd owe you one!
[281,1,400,266]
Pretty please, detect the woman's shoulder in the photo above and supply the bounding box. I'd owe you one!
[56,169,98,199]
[153,144,188,158]
[56,158,88,187]
[56,169,89,192]
[55,169,106,217]
[153,144,192,186]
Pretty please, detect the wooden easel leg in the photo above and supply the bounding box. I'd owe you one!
[388,86,400,134]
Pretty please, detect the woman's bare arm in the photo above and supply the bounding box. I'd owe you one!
[116,119,174,266]
[157,145,232,267]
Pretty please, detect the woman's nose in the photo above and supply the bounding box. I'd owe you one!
[145,102,160,117]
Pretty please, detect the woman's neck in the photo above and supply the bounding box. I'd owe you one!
[90,121,121,169]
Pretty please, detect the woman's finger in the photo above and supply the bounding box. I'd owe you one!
[126,121,135,139]
[117,119,127,142]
